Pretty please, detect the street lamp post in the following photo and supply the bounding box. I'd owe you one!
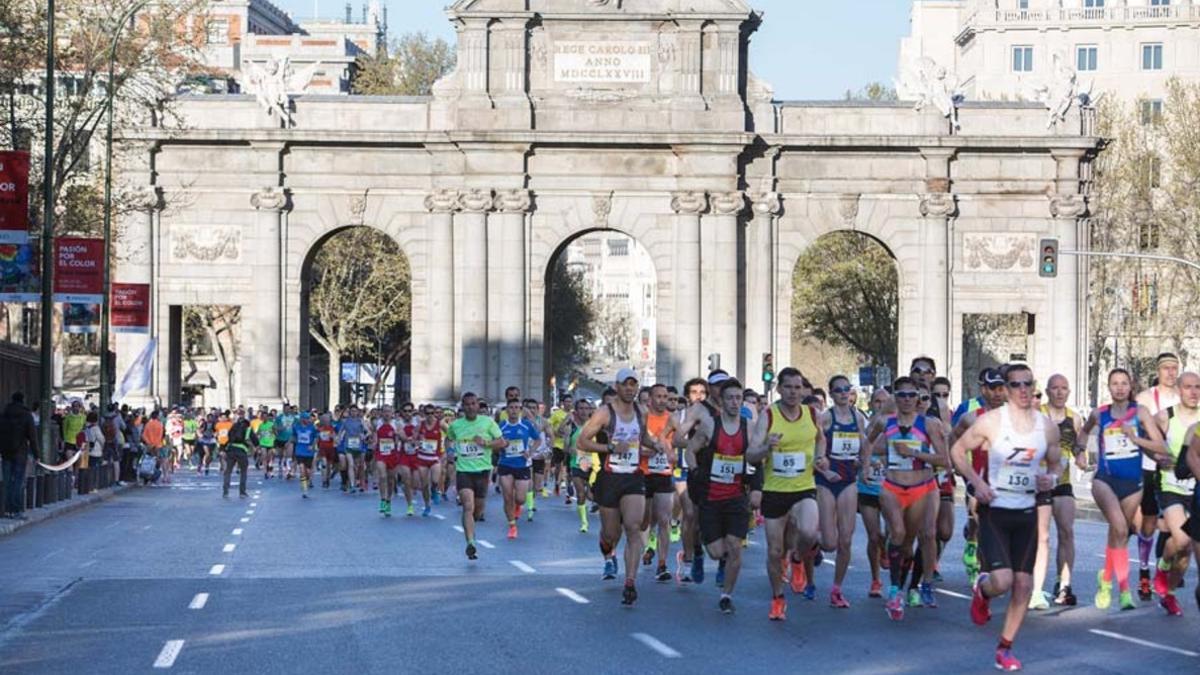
[99,0,152,412]
[38,0,56,461]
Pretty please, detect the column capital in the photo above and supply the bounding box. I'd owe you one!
[1049,193,1089,219]
[250,187,288,212]
[424,188,461,213]
[130,185,164,213]
[459,188,494,213]
[709,190,747,216]
[749,191,781,217]
[919,192,957,218]
[670,190,708,215]
[493,188,533,213]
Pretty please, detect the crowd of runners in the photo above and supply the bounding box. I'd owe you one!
[119,353,1199,672]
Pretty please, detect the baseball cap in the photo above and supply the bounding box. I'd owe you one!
[615,367,639,384]
[981,368,1005,387]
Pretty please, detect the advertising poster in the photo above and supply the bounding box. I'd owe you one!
[53,237,104,304]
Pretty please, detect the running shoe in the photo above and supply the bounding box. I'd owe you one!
[919,583,937,608]
[603,557,618,580]
[378,499,386,514]
[507,524,518,540]
[719,596,735,615]
[466,542,477,560]
[994,647,1022,672]
[675,551,693,584]
[907,589,921,608]
[1027,590,1049,611]
[813,549,824,568]
[869,579,883,598]
[829,588,850,609]
[526,509,534,522]
[769,595,787,621]
[1119,590,1136,611]
[432,491,441,505]
[643,547,655,566]
[406,504,415,517]
[541,487,550,498]
[932,569,943,583]
[1153,563,1170,598]
[579,522,588,534]
[789,557,807,594]
[1160,593,1183,617]
[655,566,672,583]
[621,581,637,607]
[669,521,681,543]
[803,584,816,601]
[1054,585,1077,606]
[971,573,992,625]
[716,558,727,589]
[1138,569,1152,602]
[384,501,392,517]
[422,505,432,518]
[691,555,705,585]
[1094,570,1112,610]
[963,541,979,582]
[885,587,904,621]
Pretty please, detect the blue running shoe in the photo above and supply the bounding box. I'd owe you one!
[603,557,617,580]
[691,555,705,585]
[422,505,432,517]
[803,583,816,601]
[919,583,937,608]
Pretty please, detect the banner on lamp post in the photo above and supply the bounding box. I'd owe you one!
[0,242,39,302]
[111,282,150,334]
[53,237,104,304]
[0,151,30,245]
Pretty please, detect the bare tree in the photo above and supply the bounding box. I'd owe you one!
[184,305,241,408]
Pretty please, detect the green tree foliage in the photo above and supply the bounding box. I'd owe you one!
[792,231,898,374]
[843,82,899,102]
[307,228,411,406]
[352,32,455,96]
[547,258,596,384]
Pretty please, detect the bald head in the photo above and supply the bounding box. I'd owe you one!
[1179,372,1200,409]
[1045,373,1071,409]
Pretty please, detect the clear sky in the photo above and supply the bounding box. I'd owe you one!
[274,0,912,100]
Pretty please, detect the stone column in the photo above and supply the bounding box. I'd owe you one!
[249,187,289,405]
[746,191,781,385]
[1049,148,1089,403]
[422,189,459,402]
[489,189,531,398]
[671,191,706,380]
[918,191,957,382]
[455,189,492,397]
[705,191,745,378]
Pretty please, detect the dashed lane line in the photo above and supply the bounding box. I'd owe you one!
[188,593,209,610]
[556,588,590,604]
[240,518,251,523]
[631,633,681,658]
[209,564,225,576]
[453,525,465,533]
[1089,629,1199,657]
[509,560,537,574]
[153,640,185,668]
[231,528,243,536]
[433,514,446,520]
[935,589,971,600]
[223,544,236,553]
[478,540,496,549]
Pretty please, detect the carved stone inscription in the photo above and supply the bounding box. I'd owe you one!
[169,226,243,264]
[554,41,652,83]
[962,233,1037,273]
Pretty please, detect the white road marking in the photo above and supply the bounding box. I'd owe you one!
[250,502,258,507]
[509,560,536,573]
[231,528,243,536]
[556,588,590,604]
[478,540,496,549]
[208,564,225,576]
[40,548,64,561]
[432,513,446,520]
[632,633,681,658]
[188,593,209,610]
[1089,629,1199,657]
[935,589,971,600]
[79,559,97,568]
[240,517,250,523]
[142,525,152,531]
[153,640,185,668]
[245,510,255,515]
[452,525,464,533]
[222,544,236,553]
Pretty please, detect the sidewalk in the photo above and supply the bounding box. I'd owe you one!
[0,482,133,538]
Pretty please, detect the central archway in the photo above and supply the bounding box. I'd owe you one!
[542,229,658,403]
[299,226,411,410]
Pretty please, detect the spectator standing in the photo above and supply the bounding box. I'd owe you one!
[0,393,40,520]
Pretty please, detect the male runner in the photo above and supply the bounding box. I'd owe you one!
[339,405,370,495]
[563,398,596,532]
[416,406,444,512]
[1035,374,1082,607]
[1152,371,1200,616]
[374,407,401,515]
[748,367,824,620]
[256,411,276,480]
[289,412,318,498]
[498,399,540,538]
[316,413,338,489]
[446,393,505,559]
[640,384,678,582]
[1134,353,1181,600]
[671,377,710,584]
[222,410,254,499]
[549,394,573,499]
[953,368,1008,585]
[274,405,297,480]
[953,363,1062,672]
[577,368,655,607]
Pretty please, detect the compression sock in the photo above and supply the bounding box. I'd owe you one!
[1156,531,1169,560]
[525,490,535,511]
[908,549,924,590]
[1111,547,1131,593]
[577,504,587,525]
[887,543,904,589]
[1137,534,1153,569]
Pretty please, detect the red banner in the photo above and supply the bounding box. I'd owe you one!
[53,237,104,304]
[111,282,150,333]
[0,151,30,244]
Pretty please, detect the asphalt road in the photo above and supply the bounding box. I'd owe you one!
[0,465,1197,674]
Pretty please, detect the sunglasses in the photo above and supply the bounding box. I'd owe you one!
[912,366,934,374]
[920,395,931,402]
[831,386,852,394]
[933,392,950,398]
[1006,380,1035,390]
[895,391,919,399]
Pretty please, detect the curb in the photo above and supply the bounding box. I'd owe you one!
[0,482,134,538]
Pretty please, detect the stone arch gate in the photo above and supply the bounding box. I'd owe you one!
[117,0,1101,407]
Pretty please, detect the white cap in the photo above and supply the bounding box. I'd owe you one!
[614,367,639,384]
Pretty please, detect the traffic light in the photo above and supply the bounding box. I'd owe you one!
[1039,238,1059,278]
[707,353,721,372]
[762,353,774,384]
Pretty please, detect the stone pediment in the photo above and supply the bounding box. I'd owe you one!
[448,0,753,18]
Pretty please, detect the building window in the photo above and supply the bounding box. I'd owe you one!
[1012,46,1033,72]
[1138,221,1159,251]
[1150,0,1170,6]
[1146,156,1162,189]
[1018,0,1028,9]
[1141,43,1163,71]
[1084,0,1105,7]
[606,238,629,257]
[1076,45,1098,72]
[206,19,229,45]
[1140,99,1164,125]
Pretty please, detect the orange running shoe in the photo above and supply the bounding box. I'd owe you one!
[789,557,807,594]
[768,595,787,621]
[507,524,518,540]
[869,579,884,598]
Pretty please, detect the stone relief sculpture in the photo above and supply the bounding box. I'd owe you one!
[963,233,1036,272]
[1027,52,1095,129]
[171,227,242,263]
[896,56,963,130]
[242,56,322,127]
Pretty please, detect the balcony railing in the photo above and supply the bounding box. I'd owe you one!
[975,4,1198,27]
